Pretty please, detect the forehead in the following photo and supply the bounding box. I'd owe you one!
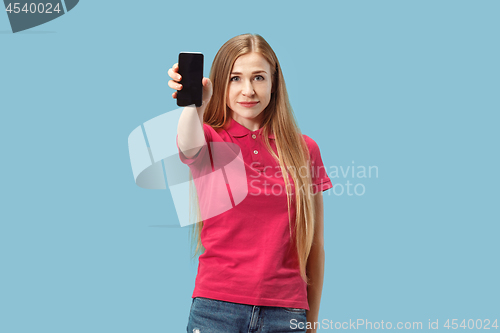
[232,52,271,73]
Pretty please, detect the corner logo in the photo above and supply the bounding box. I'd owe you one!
[3,0,78,33]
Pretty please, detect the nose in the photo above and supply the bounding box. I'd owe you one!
[242,79,255,96]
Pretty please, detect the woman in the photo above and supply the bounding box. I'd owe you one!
[169,33,333,333]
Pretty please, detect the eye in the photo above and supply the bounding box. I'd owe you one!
[230,76,240,82]
[255,75,264,81]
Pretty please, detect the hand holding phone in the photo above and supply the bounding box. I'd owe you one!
[168,54,213,108]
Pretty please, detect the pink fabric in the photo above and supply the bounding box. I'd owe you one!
[176,118,333,310]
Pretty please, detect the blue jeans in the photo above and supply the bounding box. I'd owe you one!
[186,297,308,333]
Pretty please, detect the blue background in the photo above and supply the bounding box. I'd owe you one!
[1,0,499,332]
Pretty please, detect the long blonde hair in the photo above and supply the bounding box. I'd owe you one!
[188,33,316,284]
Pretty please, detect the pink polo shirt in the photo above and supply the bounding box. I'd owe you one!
[176,117,333,310]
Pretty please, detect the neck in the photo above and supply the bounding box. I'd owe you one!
[231,113,262,131]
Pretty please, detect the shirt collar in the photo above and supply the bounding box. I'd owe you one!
[225,118,275,139]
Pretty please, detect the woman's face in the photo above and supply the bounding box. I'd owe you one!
[226,52,273,129]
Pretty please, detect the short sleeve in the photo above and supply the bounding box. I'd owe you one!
[176,123,213,166]
[304,135,333,194]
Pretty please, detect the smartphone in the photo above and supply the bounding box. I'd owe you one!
[177,52,204,107]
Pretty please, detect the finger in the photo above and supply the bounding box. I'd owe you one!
[172,92,177,99]
[173,63,182,80]
[167,68,176,80]
[168,68,182,82]
[168,80,183,90]
[169,68,181,81]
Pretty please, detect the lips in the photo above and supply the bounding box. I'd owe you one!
[238,102,259,107]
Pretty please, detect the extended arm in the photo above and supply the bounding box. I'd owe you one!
[168,63,212,158]
[177,104,206,158]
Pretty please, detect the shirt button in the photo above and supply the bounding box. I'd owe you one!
[253,150,258,154]
[252,134,256,139]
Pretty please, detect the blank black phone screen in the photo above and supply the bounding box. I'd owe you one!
[177,52,204,107]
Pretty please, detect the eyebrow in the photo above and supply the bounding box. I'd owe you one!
[230,71,268,75]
